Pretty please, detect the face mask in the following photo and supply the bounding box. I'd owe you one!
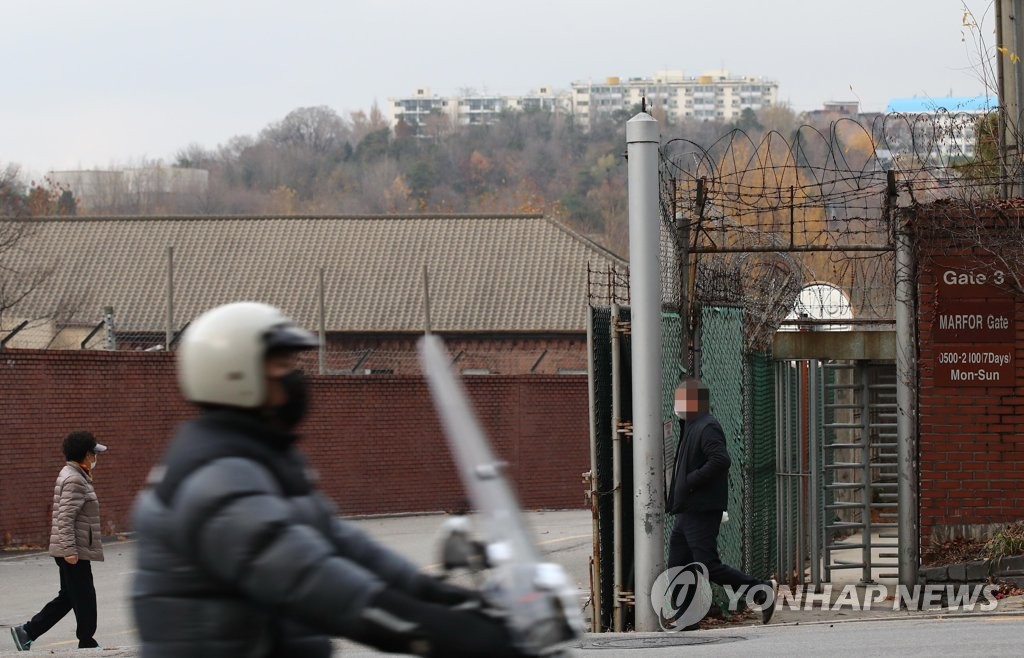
[274,370,309,429]
[674,405,686,419]
[91,454,98,470]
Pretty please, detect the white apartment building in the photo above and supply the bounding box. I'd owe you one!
[570,70,777,129]
[388,70,777,134]
[388,86,570,134]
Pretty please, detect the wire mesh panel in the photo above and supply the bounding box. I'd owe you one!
[698,305,746,605]
[590,307,685,630]
[660,312,684,565]
[588,306,614,632]
[616,307,635,630]
[746,352,776,580]
[588,304,635,631]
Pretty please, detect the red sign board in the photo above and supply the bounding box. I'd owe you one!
[933,257,1015,300]
[934,348,1015,386]
[933,299,1015,343]
[930,258,1017,388]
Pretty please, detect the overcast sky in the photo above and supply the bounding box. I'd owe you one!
[1,0,998,177]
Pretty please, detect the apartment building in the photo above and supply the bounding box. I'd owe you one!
[570,69,777,128]
[388,85,570,134]
[388,69,777,133]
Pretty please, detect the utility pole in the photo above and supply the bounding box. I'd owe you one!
[626,111,665,631]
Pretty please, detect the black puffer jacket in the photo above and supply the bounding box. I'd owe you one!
[131,410,421,658]
[667,412,731,514]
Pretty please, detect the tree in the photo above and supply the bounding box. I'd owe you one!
[350,103,390,145]
[355,128,390,162]
[57,190,77,215]
[0,163,26,216]
[261,106,349,155]
[758,104,799,136]
[735,108,762,132]
[0,163,81,343]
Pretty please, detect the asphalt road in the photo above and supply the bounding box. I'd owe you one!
[0,510,594,654]
[3,510,1023,656]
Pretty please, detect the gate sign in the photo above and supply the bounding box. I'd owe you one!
[932,258,1016,387]
[933,299,1014,343]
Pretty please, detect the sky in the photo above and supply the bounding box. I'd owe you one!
[0,0,999,178]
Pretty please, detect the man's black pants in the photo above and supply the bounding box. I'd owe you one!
[24,558,98,648]
[668,511,762,590]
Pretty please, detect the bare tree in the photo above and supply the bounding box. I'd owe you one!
[0,163,85,344]
[260,106,350,155]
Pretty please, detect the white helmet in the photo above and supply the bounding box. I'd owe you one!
[177,302,318,407]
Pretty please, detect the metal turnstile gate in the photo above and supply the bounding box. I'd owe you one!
[775,360,899,589]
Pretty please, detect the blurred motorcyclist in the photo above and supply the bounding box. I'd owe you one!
[131,302,523,657]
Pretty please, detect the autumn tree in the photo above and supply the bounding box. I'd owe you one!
[0,163,26,216]
[0,164,81,342]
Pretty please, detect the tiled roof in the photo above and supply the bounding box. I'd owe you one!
[1,215,626,333]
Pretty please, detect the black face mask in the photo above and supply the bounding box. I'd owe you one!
[273,370,309,429]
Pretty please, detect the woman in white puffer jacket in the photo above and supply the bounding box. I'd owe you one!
[10,431,107,651]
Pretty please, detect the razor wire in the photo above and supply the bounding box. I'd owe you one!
[655,109,1024,351]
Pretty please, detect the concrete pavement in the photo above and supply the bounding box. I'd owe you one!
[2,510,1022,656]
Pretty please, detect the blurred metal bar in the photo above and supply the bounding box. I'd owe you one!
[318,267,326,375]
[166,245,174,350]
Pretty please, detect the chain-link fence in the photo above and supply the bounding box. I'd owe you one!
[588,299,775,624]
[746,352,776,580]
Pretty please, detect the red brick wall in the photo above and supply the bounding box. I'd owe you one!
[915,212,1024,544]
[0,350,589,547]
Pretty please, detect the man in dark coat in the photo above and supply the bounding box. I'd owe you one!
[667,377,776,624]
[131,302,524,657]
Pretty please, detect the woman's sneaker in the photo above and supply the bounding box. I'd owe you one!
[10,625,32,651]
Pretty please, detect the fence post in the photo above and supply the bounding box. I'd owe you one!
[626,111,665,631]
[319,267,326,375]
[103,306,117,351]
[166,245,175,350]
[894,209,920,591]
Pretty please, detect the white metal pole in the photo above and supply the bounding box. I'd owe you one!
[626,111,665,631]
[894,214,919,592]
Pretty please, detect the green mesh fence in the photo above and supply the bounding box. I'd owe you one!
[747,353,776,579]
[588,306,615,632]
[661,312,683,564]
[698,306,745,610]
[590,304,775,625]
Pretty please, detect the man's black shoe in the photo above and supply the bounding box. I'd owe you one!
[10,625,32,651]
